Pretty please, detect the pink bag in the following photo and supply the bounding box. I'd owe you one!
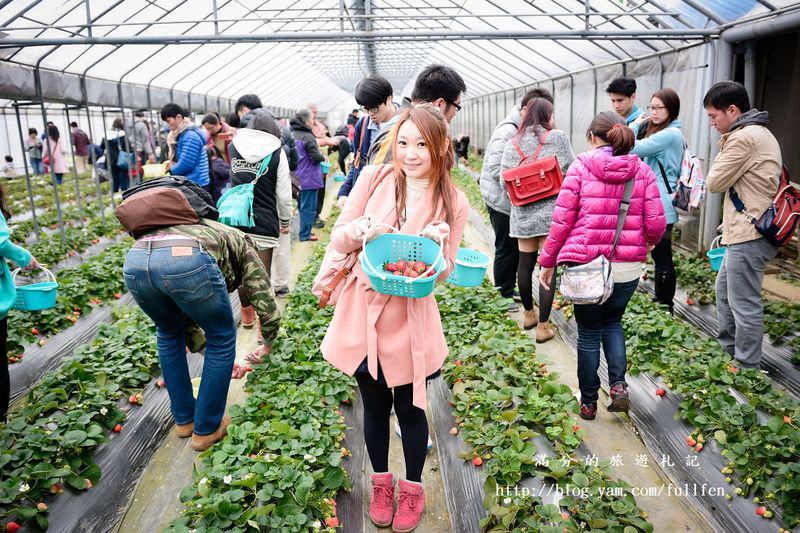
[312,164,393,308]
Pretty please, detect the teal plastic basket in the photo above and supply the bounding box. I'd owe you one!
[12,267,58,311]
[320,161,331,174]
[360,225,445,298]
[334,171,346,182]
[706,236,726,272]
[446,247,490,287]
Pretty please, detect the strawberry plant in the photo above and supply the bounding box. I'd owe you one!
[438,281,652,532]
[0,306,160,529]
[451,168,489,219]
[623,294,800,528]
[7,241,132,360]
[169,245,351,532]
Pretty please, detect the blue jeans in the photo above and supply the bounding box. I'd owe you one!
[573,279,639,404]
[112,168,129,192]
[123,245,236,435]
[54,173,63,185]
[29,158,44,175]
[299,188,320,240]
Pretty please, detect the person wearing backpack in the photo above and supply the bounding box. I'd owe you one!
[630,88,684,313]
[226,113,292,339]
[479,88,554,309]
[161,103,210,191]
[704,81,782,369]
[539,111,666,420]
[500,98,575,341]
[101,119,131,192]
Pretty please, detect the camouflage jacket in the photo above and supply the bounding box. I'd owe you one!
[146,220,280,346]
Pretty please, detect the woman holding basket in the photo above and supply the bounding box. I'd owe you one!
[321,103,469,532]
[0,185,40,422]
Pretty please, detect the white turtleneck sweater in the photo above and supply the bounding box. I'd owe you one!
[404,176,430,223]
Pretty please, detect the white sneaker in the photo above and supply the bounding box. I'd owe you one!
[394,421,433,452]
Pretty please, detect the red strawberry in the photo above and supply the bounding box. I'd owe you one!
[409,271,419,278]
[325,517,340,527]
[396,260,406,271]
[386,263,397,272]
[404,268,413,277]
[454,359,462,366]
[472,456,483,467]
[113,424,122,432]
[756,506,766,516]
[695,443,703,452]
[50,483,63,494]
[572,424,581,432]
[784,416,791,423]
[245,366,253,372]
[655,388,666,397]
[6,522,21,533]
[426,270,436,277]
[129,395,139,404]
[85,479,92,489]
[729,366,739,374]
[156,378,166,388]
[686,298,695,306]
[686,436,697,447]
[37,502,47,511]
[114,293,122,299]
[449,427,458,435]
[31,327,39,335]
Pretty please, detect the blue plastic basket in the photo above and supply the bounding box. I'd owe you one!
[706,236,726,272]
[12,267,58,311]
[333,171,346,182]
[360,225,445,298]
[446,248,490,287]
[320,161,331,174]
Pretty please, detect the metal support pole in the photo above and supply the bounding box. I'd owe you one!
[701,39,733,250]
[212,0,219,34]
[84,0,92,38]
[34,69,67,244]
[744,42,756,106]
[585,0,591,30]
[82,79,106,224]
[13,104,40,239]
[64,106,85,226]
[100,107,117,208]
[117,85,136,188]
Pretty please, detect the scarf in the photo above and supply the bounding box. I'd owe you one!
[166,117,194,162]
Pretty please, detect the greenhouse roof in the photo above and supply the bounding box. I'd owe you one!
[0,0,796,110]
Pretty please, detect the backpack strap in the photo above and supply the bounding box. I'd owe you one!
[512,129,551,162]
[532,130,551,160]
[656,160,673,194]
[352,117,370,168]
[728,186,758,224]
[610,177,635,260]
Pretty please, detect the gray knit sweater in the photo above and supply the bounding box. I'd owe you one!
[500,125,575,238]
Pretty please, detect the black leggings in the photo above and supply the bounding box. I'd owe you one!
[1,317,8,423]
[355,372,428,482]
[517,251,557,320]
[238,248,273,308]
[650,224,675,312]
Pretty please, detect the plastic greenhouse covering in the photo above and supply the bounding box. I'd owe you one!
[1,1,800,532]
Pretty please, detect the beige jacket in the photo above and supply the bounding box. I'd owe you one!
[706,113,781,245]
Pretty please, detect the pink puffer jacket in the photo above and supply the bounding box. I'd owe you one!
[539,146,666,269]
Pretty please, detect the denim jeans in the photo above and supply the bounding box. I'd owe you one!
[299,188,319,240]
[29,158,44,175]
[123,245,236,435]
[715,237,778,367]
[573,279,639,404]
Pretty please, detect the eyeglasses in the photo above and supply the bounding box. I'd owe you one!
[448,100,462,112]
[359,105,379,114]
[646,105,666,112]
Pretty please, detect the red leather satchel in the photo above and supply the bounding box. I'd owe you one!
[501,131,564,206]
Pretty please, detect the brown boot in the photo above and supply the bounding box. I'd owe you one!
[535,322,556,343]
[174,421,194,438]
[241,306,255,328]
[191,416,231,451]
[523,308,539,330]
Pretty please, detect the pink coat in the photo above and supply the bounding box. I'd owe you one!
[47,139,69,174]
[539,146,666,269]
[321,165,470,410]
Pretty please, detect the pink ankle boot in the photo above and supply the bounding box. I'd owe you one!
[369,472,395,527]
[392,479,425,532]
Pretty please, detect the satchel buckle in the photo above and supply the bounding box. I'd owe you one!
[515,179,521,187]
[540,169,545,180]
